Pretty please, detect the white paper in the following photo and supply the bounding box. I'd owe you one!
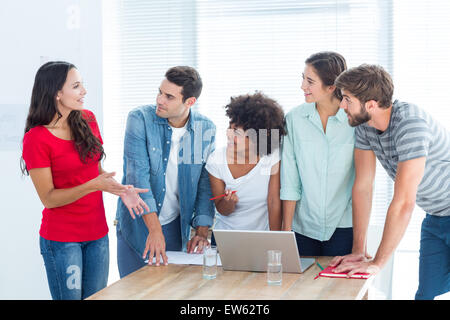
[435,291,450,300]
[145,251,222,266]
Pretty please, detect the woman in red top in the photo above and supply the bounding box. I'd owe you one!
[21,61,148,300]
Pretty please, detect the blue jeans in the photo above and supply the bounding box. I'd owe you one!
[117,215,182,278]
[39,235,109,300]
[294,228,353,256]
[415,214,450,300]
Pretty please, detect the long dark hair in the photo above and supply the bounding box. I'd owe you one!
[20,61,104,175]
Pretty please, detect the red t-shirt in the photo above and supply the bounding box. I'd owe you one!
[22,109,108,242]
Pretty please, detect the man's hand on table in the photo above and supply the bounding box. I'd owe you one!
[187,226,210,254]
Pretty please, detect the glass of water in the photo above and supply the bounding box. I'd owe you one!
[267,250,282,286]
[203,246,218,280]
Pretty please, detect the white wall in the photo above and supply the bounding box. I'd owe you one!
[0,0,102,299]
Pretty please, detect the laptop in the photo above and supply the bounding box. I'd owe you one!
[213,229,315,273]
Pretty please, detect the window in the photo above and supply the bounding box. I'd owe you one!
[102,0,449,299]
[390,0,450,299]
[195,0,393,148]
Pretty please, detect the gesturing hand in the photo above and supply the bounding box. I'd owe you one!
[120,186,150,219]
[92,171,128,196]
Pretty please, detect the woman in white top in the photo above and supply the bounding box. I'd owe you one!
[205,92,286,244]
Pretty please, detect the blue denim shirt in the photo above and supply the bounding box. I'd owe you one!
[115,105,216,255]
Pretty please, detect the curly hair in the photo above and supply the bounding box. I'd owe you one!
[224,92,286,156]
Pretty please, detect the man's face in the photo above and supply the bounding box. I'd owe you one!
[156,79,188,120]
[339,90,371,127]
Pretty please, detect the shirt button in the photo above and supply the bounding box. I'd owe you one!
[162,188,165,192]
[152,147,156,151]
[166,141,170,144]
[158,203,161,207]
[164,158,167,161]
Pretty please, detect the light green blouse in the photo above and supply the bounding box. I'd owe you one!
[280,103,355,241]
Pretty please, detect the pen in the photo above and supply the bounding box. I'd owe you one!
[314,262,324,280]
[209,190,237,201]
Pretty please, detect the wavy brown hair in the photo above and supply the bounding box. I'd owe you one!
[21,61,104,175]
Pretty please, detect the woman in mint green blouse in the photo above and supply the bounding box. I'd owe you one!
[281,52,355,256]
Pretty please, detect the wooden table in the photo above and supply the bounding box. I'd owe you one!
[87,256,373,300]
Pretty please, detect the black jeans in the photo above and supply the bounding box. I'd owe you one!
[294,228,353,256]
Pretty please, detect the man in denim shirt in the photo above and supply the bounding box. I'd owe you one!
[115,66,216,278]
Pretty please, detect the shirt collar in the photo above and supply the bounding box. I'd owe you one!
[335,108,348,123]
[298,103,347,123]
[298,103,316,118]
[153,108,198,132]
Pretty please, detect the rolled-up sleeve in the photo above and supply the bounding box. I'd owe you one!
[191,124,216,228]
[280,115,303,201]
